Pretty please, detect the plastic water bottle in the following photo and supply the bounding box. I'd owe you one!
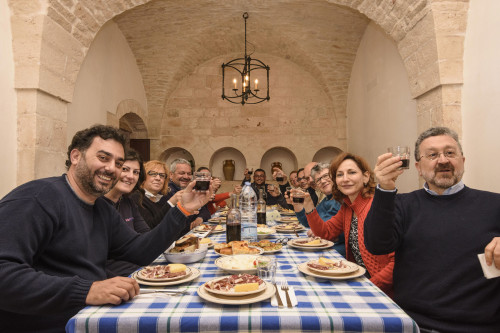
[239,182,258,243]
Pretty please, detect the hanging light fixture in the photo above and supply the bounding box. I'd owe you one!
[221,12,270,105]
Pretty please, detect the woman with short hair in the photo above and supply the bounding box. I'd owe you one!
[292,152,394,296]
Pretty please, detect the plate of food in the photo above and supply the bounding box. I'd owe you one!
[298,261,365,280]
[287,237,333,251]
[306,257,359,275]
[198,278,275,305]
[195,224,225,233]
[290,237,329,247]
[257,226,275,239]
[214,241,264,256]
[204,274,266,296]
[249,240,283,253]
[278,216,299,223]
[279,208,296,216]
[208,216,226,224]
[132,266,201,286]
[274,223,306,233]
[215,254,261,274]
[136,264,191,282]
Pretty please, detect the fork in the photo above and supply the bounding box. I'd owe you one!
[281,282,293,308]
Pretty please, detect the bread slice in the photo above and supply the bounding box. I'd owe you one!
[232,241,250,254]
[219,247,233,255]
[318,257,336,267]
[234,283,259,292]
[304,239,322,246]
[167,264,187,273]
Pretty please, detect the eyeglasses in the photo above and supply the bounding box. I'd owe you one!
[314,173,330,185]
[147,171,166,179]
[254,174,265,178]
[419,150,459,161]
[297,177,306,182]
[276,237,291,245]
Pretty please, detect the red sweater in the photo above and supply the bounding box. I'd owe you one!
[307,193,394,296]
[207,192,230,215]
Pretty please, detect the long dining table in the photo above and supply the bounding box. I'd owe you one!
[66,217,419,333]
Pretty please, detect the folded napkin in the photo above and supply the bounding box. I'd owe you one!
[271,286,298,307]
[478,253,500,279]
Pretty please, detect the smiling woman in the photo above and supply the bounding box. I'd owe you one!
[291,152,395,296]
[130,160,173,229]
[103,149,151,277]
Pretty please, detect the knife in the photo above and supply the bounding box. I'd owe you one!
[273,283,284,308]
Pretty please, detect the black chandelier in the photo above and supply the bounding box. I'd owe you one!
[221,12,270,105]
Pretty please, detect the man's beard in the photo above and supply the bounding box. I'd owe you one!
[422,162,464,190]
[75,157,117,197]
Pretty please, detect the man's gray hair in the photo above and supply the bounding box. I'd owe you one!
[415,127,463,161]
[169,158,191,173]
[310,162,330,180]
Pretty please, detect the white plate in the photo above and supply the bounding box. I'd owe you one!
[297,262,366,280]
[207,217,226,224]
[132,267,201,286]
[290,237,330,247]
[214,246,264,256]
[197,283,275,305]
[274,225,306,233]
[249,242,284,253]
[195,225,226,233]
[136,266,192,282]
[215,254,262,274]
[277,217,299,223]
[204,276,267,296]
[288,240,334,251]
[306,259,359,275]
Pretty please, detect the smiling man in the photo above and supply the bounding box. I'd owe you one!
[364,127,500,332]
[0,125,211,332]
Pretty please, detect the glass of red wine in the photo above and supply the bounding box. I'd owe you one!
[388,146,410,169]
[193,171,211,191]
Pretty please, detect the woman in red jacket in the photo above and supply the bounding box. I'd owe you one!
[292,152,394,296]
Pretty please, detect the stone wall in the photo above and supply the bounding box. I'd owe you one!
[155,54,346,173]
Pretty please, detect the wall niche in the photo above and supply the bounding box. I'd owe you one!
[209,147,246,181]
[260,147,298,177]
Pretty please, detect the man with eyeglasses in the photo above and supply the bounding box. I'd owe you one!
[296,163,344,257]
[165,158,207,230]
[364,127,500,333]
[241,168,288,207]
[297,167,319,206]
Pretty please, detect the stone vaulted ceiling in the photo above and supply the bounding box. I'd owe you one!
[113,0,370,116]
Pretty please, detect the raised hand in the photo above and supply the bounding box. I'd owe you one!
[374,152,404,190]
[180,180,212,213]
[86,277,139,306]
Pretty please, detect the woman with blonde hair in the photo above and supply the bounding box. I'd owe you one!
[131,160,174,229]
[291,152,394,296]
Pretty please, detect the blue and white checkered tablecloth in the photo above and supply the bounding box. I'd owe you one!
[66,230,419,333]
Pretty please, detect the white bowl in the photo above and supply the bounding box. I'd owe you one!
[214,254,261,274]
[257,227,275,239]
[163,248,208,264]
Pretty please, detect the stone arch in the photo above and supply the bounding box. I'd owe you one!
[260,147,298,177]
[159,147,195,171]
[312,146,343,164]
[8,0,468,185]
[209,147,246,181]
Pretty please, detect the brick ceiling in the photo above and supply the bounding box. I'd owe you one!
[114,0,370,116]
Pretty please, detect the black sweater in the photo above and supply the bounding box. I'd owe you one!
[0,176,189,332]
[364,187,500,332]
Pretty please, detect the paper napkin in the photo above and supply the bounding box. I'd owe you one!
[478,253,500,279]
[271,286,298,307]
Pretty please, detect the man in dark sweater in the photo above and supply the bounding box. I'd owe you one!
[241,168,288,207]
[364,127,500,333]
[0,125,211,332]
